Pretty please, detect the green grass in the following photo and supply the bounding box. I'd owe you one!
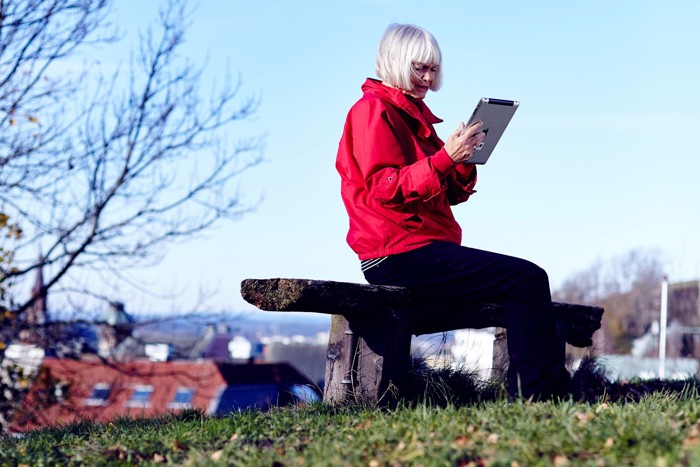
[4,392,700,466]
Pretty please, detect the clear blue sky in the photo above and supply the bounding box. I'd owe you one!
[91,0,700,314]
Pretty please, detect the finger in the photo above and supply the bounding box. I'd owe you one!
[466,131,485,146]
[463,120,483,138]
[452,122,466,139]
[468,120,483,131]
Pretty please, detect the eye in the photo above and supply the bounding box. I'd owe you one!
[413,63,438,73]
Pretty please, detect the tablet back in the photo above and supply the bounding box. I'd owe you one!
[466,98,519,164]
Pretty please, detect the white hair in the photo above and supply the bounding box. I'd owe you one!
[375,23,443,92]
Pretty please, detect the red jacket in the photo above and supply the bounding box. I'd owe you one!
[336,78,478,260]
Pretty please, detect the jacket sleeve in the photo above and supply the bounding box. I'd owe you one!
[349,99,455,211]
[446,163,478,205]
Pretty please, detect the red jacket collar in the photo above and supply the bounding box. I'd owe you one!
[361,78,442,139]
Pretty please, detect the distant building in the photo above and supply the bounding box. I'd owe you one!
[112,322,239,362]
[98,302,135,358]
[18,259,47,345]
[450,329,495,380]
[10,357,320,433]
[669,280,700,325]
[229,335,253,360]
[593,354,698,381]
[632,280,700,361]
[2,343,44,376]
[189,323,234,361]
[265,341,327,386]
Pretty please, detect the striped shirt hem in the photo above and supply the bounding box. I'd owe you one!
[361,256,389,272]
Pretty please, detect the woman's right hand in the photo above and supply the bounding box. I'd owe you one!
[444,121,485,164]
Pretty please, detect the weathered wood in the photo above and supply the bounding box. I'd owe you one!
[323,315,357,404]
[323,312,413,406]
[241,278,603,348]
[241,278,413,314]
[491,327,509,380]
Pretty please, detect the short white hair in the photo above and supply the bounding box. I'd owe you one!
[375,23,443,92]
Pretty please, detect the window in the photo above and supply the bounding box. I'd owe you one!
[126,385,153,408]
[54,382,69,403]
[168,387,194,409]
[84,383,111,406]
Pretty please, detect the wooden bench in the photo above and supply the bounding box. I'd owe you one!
[240,278,604,405]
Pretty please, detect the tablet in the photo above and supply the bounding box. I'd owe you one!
[463,98,519,164]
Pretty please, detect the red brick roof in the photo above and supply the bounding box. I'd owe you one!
[11,357,317,432]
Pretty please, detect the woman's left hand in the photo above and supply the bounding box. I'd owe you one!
[444,121,486,164]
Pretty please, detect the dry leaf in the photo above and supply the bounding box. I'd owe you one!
[553,454,569,466]
[153,453,166,463]
[604,437,614,448]
[211,449,224,461]
[683,435,700,447]
[486,433,499,444]
[172,439,189,451]
[356,420,372,430]
[574,411,594,424]
[455,435,470,446]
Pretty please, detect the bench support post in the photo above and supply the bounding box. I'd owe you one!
[355,308,412,404]
[323,315,357,404]
[491,327,509,381]
[323,311,412,405]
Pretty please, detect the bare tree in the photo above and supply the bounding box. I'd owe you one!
[0,0,263,431]
[554,248,667,354]
[1,0,263,315]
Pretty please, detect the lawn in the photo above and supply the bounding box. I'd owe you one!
[3,390,700,466]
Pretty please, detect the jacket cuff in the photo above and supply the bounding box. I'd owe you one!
[432,148,456,177]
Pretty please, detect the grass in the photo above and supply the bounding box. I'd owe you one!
[4,395,700,466]
[4,361,700,466]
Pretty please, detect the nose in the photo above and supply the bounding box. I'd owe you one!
[421,69,435,84]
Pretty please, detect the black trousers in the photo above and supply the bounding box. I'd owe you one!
[362,241,570,400]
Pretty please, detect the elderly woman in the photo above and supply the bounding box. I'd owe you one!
[335,23,570,400]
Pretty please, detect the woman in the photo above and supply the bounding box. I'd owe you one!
[335,23,570,400]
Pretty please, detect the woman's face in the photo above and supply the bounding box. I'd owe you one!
[406,63,438,100]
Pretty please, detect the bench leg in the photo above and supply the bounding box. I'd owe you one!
[354,308,412,405]
[323,315,358,404]
[491,327,509,381]
[322,311,412,406]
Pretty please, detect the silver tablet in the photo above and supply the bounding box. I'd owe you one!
[464,98,519,164]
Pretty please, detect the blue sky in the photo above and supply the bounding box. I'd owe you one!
[89,0,700,314]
